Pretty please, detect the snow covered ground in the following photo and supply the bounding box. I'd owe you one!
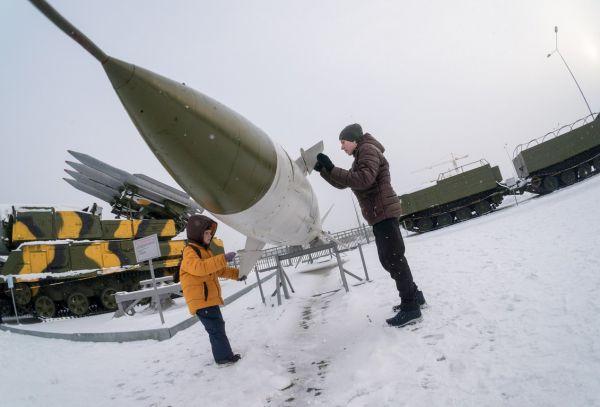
[2,175,600,407]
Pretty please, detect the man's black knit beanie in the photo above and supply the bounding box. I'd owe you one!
[339,123,363,142]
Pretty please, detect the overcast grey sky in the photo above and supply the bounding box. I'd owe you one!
[1,1,599,249]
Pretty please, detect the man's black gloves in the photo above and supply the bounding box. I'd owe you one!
[316,153,334,172]
[313,161,324,172]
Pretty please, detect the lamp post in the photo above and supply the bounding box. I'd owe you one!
[350,192,369,243]
[547,26,593,116]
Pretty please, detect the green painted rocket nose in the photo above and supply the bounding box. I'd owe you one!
[28,0,277,216]
[103,57,135,90]
[103,58,277,215]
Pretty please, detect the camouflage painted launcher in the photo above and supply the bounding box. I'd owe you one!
[0,205,224,318]
[1,237,186,279]
[63,150,203,231]
[4,206,177,249]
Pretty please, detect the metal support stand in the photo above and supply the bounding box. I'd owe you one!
[362,224,370,243]
[267,242,369,305]
[333,247,350,292]
[8,276,20,324]
[148,259,165,325]
[274,256,295,306]
[255,269,266,304]
[357,244,370,282]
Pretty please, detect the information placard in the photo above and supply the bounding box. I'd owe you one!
[133,234,161,263]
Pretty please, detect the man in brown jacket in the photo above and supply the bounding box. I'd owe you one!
[180,214,245,365]
[314,123,425,327]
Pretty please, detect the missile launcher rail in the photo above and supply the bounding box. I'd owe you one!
[64,150,204,232]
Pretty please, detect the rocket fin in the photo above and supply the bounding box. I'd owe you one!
[295,141,324,175]
[238,237,266,277]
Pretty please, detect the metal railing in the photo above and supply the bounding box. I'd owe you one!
[230,224,374,273]
[437,159,490,181]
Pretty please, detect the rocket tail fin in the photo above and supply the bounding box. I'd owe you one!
[295,141,324,175]
[238,237,266,277]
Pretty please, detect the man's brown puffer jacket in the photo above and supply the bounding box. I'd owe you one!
[320,134,402,225]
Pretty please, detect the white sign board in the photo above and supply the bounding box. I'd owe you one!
[133,234,161,263]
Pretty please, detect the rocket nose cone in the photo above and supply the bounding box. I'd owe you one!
[102,60,278,215]
[103,57,135,90]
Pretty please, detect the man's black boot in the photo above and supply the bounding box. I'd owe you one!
[393,290,427,313]
[216,354,241,366]
[386,308,422,328]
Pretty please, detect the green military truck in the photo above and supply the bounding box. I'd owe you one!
[399,161,505,233]
[513,113,600,193]
[0,205,193,319]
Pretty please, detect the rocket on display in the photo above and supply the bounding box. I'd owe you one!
[29,0,326,276]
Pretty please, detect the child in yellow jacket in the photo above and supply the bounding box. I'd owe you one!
[180,215,245,365]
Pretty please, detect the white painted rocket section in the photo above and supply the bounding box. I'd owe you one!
[216,142,322,246]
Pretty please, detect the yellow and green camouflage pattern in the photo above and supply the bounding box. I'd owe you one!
[8,208,177,247]
[0,206,229,318]
[1,239,186,279]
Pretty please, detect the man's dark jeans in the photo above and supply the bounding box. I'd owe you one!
[372,218,418,309]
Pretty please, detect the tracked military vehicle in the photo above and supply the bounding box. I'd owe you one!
[399,113,600,234]
[399,160,505,233]
[0,205,186,318]
[513,112,600,194]
[0,205,225,319]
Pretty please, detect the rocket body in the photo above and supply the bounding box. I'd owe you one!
[103,59,321,246]
[29,0,323,250]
